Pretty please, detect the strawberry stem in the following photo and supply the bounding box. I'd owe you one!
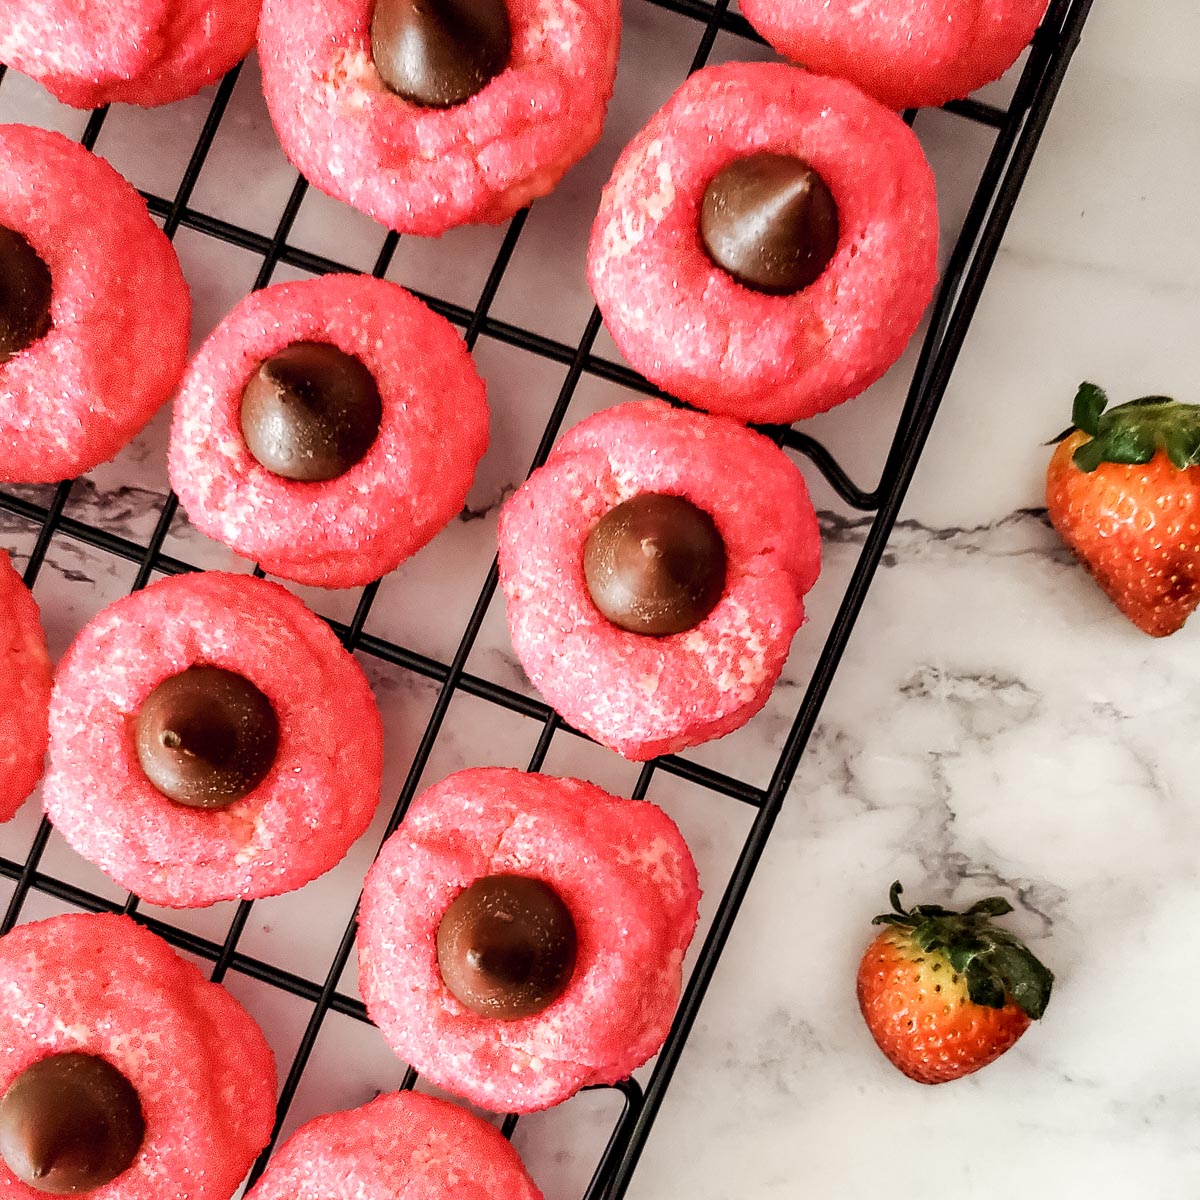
[1065,381,1197,472]
[869,882,1054,1020]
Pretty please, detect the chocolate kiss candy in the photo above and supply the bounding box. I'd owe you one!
[0,225,53,366]
[700,152,840,294]
[583,493,727,636]
[0,1053,145,1195]
[240,340,383,482]
[437,874,577,1019]
[371,0,511,108]
[134,665,280,809]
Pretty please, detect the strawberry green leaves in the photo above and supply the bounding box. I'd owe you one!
[1071,381,1109,436]
[1068,381,1200,473]
[871,881,1054,1021]
[975,936,1055,1021]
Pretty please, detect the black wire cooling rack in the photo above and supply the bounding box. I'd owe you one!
[0,1,1094,1195]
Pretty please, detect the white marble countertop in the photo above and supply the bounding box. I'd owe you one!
[2,1,1198,1197]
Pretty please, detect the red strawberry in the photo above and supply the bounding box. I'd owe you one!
[856,882,1053,1085]
[1046,381,1200,637]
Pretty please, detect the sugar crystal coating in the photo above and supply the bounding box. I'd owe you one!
[498,400,822,761]
[587,63,939,425]
[0,125,191,483]
[0,0,261,108]
[169,274,489,589]
[358,767,701,1111]
[258,0,621,234]
[0,550,50,823]
[740,0,1050,111]
[245,1090,542,1200]
[0,913,276,1200]
[43,572,384,908]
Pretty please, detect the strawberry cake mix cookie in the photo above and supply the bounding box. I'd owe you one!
[741,0,1050,111]
[358,767,701,1112]
[587,63,939,425]
[245,1091,543,1200]
[0,550,51,823]
[497,400,821,761]
[43,571,384,908]
[0,0,260,108]
[169,274,488,588]
[0,912,276,1198]
[0,124,191,483]
[257,0,621,234]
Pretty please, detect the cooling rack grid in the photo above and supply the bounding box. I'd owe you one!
[0,3,1094,1195]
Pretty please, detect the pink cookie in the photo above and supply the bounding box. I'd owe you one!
[257,0,621,235]
[0,550,51,822]
[245,1091,543,1200]
[0,0,260,108]
[0,913,276,1199]
[740,0,1049,111]
[0,125,191,483]
[497,400,821,761]
[587,63,939,425]
[169,275,489,589]
[43,571,384,908]
[357,767,701,1112]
